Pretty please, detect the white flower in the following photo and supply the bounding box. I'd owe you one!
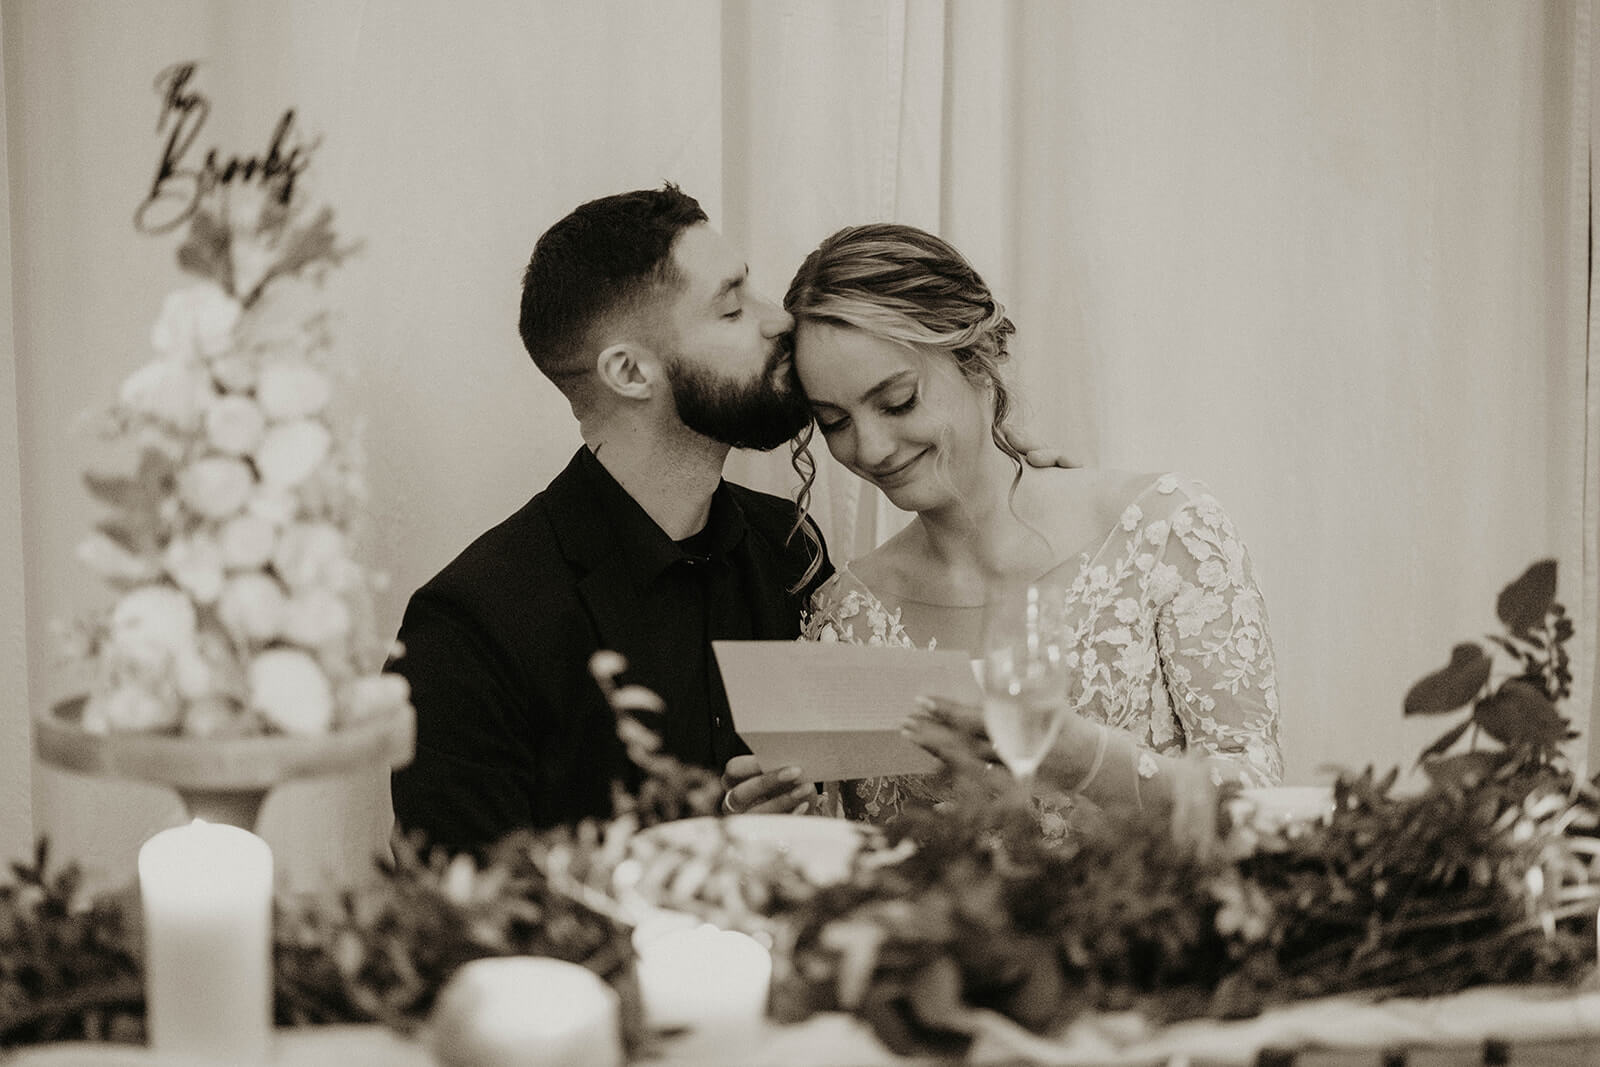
[345,672,411,721]
[172,640,217,699]
[257,360,332,420]
[256,419,331,487]
[218,514,277,570]
[76,533,159,583]
[1147,562,1181,603]
[1119,503,1143,531]
[204,395,266,455]
[109,585,197,665]
[88,683,180,733]
[182,695,240,738]
[1196,559,1227,589]
[282,588,352,646]
[1114,597,1141,625]
[150,284,241,362]
[273,522,348,590]
[249,648,333,734]
[1156,474,1180,494]
[162,535,225,605]
[119,358,212,430]
[177,456,255,519]
[211,354,257,393]
[217,573,287,642]
[248,484,299,526]
[1143,520,1169,545]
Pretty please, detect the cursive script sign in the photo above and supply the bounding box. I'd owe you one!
[135,62,318,235]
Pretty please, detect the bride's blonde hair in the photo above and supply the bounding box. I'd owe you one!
[781,223,1026,588]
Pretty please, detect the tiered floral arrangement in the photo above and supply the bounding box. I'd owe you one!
[4,564,1597,1057]
[53,188,412,739]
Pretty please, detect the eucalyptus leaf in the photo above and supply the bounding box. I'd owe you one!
[1417,717,1473,763]
[1495,559,1557,638]
[1403,643,1491,715]
[1472,680,1569,748]
[1418,750,1509,790]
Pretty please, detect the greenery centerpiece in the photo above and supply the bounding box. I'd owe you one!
[5,564,1596,1059]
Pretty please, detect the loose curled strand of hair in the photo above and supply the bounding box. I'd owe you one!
[785,421,826,594]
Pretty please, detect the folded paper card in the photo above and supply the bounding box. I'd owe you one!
[712,641,986,783]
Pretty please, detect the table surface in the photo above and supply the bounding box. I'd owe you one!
[5,987,1600,1066]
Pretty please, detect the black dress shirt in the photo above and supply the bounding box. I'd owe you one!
[388,446,830,855]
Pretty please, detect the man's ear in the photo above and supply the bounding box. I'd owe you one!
[594,343,661,401]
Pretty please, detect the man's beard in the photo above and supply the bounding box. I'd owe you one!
[666,344,813,452]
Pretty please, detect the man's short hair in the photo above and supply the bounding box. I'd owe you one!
[518,184,708,394]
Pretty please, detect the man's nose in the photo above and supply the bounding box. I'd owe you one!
[758,296,794,337]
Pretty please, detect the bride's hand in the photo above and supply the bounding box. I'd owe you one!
[902,696,1002,781]
[719,755,819,815]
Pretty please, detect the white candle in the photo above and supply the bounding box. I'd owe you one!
[429,956,623,1067]
[634,922,772,1047]
[138,820,274,1063]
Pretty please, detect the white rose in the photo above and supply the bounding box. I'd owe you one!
[172,639,217,699]
[182,695,242,738]
[211,354,257,393]
[217,572,287,643]
[76,533,160,583]
[162,535,225,605]
[218,513,277,570]
[204,394,266,455]
[119,358,212,430]
[257,361,332,420]
[282,588,352,646]
[272,522,347,591]
[150,284,241,362]
[345,673,411,721]
[249,648,333,735]
[248,484,299,527]
[255,419,331,487]
[177,456,255,520]
[89,683,180,733]
[109,585,196,665]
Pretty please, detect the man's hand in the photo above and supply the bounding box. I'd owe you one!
[720,755,818,815]
[999,424,1078,470]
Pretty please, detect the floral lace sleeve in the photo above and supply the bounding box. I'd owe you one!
[1143,475,1283,787]
[800,570,923,649]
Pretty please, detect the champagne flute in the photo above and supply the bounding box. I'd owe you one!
[980,583,1070,791]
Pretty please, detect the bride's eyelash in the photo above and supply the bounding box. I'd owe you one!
[884,390,919,415]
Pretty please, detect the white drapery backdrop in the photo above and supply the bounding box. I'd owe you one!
[3,1,1596,887]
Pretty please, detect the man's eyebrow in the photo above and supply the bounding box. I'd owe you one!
[710,265,750,304]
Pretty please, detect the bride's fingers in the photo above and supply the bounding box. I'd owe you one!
[903,712,993,774]
[914,695,984,730]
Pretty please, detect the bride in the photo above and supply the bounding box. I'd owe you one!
[723,222,1282,824]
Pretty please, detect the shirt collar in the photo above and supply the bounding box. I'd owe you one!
[574,446,749,584]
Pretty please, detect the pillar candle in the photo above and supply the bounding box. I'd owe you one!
[138,820,274,1063]
[429,956,623,1067]
[634,921,772,1047]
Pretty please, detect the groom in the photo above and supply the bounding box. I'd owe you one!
[388,185,830,854]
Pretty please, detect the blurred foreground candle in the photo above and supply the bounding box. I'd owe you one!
[138,820,273,1062]
[634,920,772,1045]
[429,956,623,1067]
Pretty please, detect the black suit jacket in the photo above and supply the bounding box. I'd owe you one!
[389,447,830,854]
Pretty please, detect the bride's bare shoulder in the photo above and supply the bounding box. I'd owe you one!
[1025,466,1167,534]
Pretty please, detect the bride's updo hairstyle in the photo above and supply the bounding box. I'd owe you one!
[782,224,1027,549]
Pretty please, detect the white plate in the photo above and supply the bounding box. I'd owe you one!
[635,813,873,886]
[1236,785,1336,828]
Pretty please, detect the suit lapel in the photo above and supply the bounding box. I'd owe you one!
[542,448,661,666]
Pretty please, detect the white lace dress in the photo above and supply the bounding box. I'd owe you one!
[801,472,1284,826]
